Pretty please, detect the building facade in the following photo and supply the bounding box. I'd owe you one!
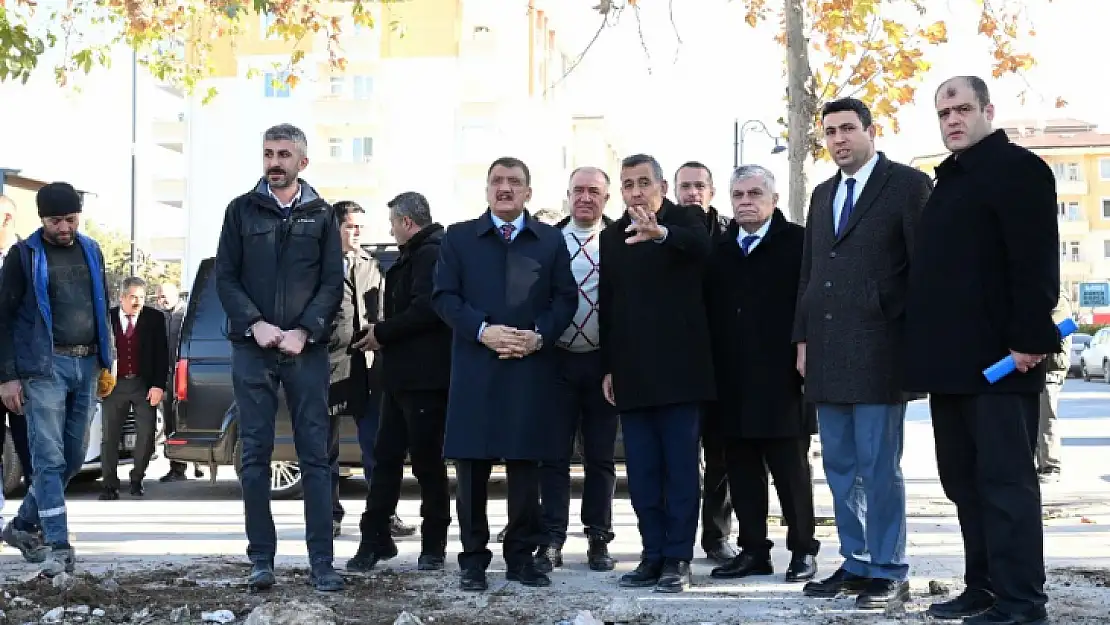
[910,118,1110,303]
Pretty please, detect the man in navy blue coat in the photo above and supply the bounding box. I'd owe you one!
[432,156,578,592]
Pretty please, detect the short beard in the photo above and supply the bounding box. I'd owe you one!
[42,231,75,246]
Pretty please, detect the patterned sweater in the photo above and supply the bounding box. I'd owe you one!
[557,222,602,352]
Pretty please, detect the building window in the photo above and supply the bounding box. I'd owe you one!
[1058,201,1082,221]
[1061,240,1081,262]
[353,76,373,100]
[329,77,344,96]
[263,72,291,98]
[1103,198,1110,219]
[1103,240,1110,259]
[328,138,343,160]
[1052,162,1082,182]
[352,137,373,163]
[1101,158,1110,180]
[260,12,278,39]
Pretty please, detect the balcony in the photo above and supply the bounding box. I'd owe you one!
[1057,179,1088,196]
[1059,216,1090,236]
[151,177,186,208]
[1061,259,1092,278]
[311,161,378,190]
[151,117,186,153]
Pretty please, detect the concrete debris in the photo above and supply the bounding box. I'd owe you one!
[202,609,237,623]
[170,605,192,622]
[599,597,646,623]
[41,606,65,623]
[243,601,337,625]
[51,572,76,591]
[929,580,951,595]
[555,611,603,625]
[92,608,106,617]
[67,605,91,615]
[392,610,425,625]
[799,605,822,617]
[131,607,151,621]
[100,578,121,593]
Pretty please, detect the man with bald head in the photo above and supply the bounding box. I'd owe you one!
[906,75,1058,625]
[533,166,618,574]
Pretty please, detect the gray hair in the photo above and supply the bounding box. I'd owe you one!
[568,166,610,186]
[121,276,147,293]
[620,154,666,184]
[387,191,433,227]
[263,123,308,156]
[730,164,777,194]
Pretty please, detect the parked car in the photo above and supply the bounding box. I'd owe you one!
[166,244,626,500]
[3,403,157,496]
[1080,327,1110,382]
[1070,333,1091,378]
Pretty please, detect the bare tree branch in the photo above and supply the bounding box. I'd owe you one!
[669,0,682,63]
[633,3,652,74]
[545,12,610,93]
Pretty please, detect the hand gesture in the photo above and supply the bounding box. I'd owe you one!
[352,325,381,351]
[278,328,309,356]
[0,380,23,415]
[147,387,165,407]
[251,320,284,349]
[625,206,667,244]
[1010,350,1045,373]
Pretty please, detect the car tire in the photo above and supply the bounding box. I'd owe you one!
[2,436,24,496]
[232,438,304,500]
[1082,361,1092,381]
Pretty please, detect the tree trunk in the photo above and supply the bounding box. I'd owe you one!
[784,0,815,223]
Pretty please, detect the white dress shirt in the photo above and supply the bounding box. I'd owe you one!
[737,218,773,254]
[832,151,880,230]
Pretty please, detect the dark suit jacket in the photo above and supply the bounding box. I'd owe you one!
[905,130,1060,394]
[109,305,169,392]
[432,210,578,461]
[328,248,381,418]
[792,152,933,404]
[599,198,716,412]
[705,211,815,438]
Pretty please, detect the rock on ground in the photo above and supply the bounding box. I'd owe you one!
[243,601,338,625]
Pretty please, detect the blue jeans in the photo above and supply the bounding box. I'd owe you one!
[816,402,909,581]
[233,343,333,565]
[621,402,702,562]
[17,354,98,546]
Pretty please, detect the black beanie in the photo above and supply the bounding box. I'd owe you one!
[37,182,83,218]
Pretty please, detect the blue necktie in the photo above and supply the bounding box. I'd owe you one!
[837,177,856,236]
[741,234,759,256]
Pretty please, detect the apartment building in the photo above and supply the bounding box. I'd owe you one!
[182,0,580,284]
[910,118,1110,300]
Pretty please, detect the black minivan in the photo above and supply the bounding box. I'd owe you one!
[164,244,399,499]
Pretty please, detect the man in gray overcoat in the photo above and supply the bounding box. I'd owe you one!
[793,98,932,611]
[432,156,578,592]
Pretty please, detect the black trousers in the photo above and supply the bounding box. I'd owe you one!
[360,389,451,555]
[1,406,33,487]
[930,393,1047,616]
[456,459,546,571]
[539,349,618,546]
[329,412,345,523]
[725,435,819,555]
[700,411,733,549]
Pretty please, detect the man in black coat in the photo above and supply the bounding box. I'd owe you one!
[704,165,819,584]
[348,192,452,573]
[432,157,578,592]
[906,76,1058,625]
[600,153,715,593]
[672,161,735,564]
[99,276,169,499]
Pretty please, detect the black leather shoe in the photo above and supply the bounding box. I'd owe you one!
[193,465,205,479]
[927,588,996,620]
[158,470,187,483]
[98,487,120,501]
[586,537,615,571]
[507,562,552,587]
[345,540,398,572]
[495,527,507,542]
[703,541,740,564]
[332,521,342,538]
[962,606,1047,625]
[655,559,691,593]
[620,559,664,588]
[247,560,276,592]
[129,481,144,497]
[856,578,911,610]
[803,568,871,597]
[310,562,345,592]
[389,515,416,538]
[710,551,773,579]
[784,553,818,582]
[460,568,488,592]
[417,553,445,571]
[534,545,562,573]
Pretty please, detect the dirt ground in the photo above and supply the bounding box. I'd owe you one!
[2,558,1109,625]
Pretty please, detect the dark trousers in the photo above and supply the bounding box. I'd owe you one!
[1,406,34,488]
[360,389,451,554]
[330,397,381,524]
[622,402,702,562]
[232,343,333,565]
[329,412,344,523]
[539,349,618,546]
[456,459,546,571]
[700,411,733,549]
[930,393,1047,616]
[725,435,819,555]
[100,377,157,487]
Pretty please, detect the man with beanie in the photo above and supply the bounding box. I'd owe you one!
[0,182,114,577]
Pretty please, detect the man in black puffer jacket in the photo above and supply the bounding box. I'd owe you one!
[214,123,344,593]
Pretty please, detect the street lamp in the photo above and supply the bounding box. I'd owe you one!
[733,119,786,169]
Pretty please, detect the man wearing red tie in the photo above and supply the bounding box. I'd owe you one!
[99,276,168,500]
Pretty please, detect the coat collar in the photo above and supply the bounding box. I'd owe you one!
[720,209,789,250]
[825,151,893,243]
[936,128,1010,178]
[475,209,542,238]
[554,214,614,230]
[401,222,444,253]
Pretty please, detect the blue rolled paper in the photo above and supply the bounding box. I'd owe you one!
[982,317,1080,384]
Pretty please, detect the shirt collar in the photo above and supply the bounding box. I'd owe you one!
[489,211,526,232]
[841,151,880,189]
[737,217,772,246]
[267,183,302,210]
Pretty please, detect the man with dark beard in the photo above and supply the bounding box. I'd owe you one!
[214,123,345,592]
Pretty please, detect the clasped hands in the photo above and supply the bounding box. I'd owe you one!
[480,325,541,359]
[1010,350,1046,373]
[251,321,308,356]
